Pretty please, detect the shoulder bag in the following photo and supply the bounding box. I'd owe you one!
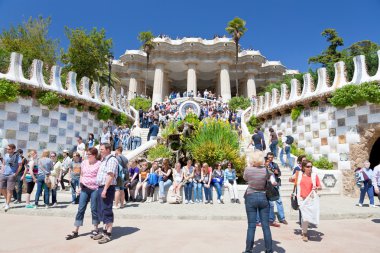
[291,171,299,210]
[265,168,279,201]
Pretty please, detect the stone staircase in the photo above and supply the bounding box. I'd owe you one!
[140,128,150,146]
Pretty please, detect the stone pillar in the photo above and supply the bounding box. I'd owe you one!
[187,63,197,94]
[128,73,138,100]
[220,63,231,102]
[246,73,257,97]
[152,63,165,106]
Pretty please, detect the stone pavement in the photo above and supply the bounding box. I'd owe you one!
[1,191,379,221]
[0,214,378,253]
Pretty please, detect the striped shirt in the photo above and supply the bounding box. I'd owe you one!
[96,154,118,186]
[81,160,101,190]
[243,166,275,195]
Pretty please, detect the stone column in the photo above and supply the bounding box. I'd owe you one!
[220,63,231,102]
[127,72,138,100]
[187,63,197,94]
[246,73,257,97]
[152,63,165,106]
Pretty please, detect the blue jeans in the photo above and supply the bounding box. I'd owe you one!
[359,181,375,205]
[132,137,141,150]
[71,178,80,203]
[184,182,193,201]
[280,146,294,168]
[75,186,99,227]
[212,182,223,200]
[51,187,57,204]
[269,140,278,158]
[12,174,23,202]
[204,186,212,202]
[35,175,49,206]
[114,136,119,150]
[193,182,203,202]
[244,192,273,253]
[159,179,172,198]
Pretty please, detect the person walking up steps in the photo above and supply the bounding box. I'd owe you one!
[92,144,119,244]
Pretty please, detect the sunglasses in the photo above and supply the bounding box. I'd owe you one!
[305,165,313,168]
[86,153,93,156]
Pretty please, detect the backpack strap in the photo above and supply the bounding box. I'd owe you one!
[292,171,299,194]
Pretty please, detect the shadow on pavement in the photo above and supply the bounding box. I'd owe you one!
[111,226,140,240]
[371,219,380,223]
[252,239,285,253]
[293,229,324,242]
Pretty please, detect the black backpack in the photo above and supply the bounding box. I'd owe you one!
[285,135,294,145]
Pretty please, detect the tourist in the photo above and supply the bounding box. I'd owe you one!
[49,151,62,207]
[13,149,27,204]
[65,147,101,240]
[126,160,139,202]
[192,163,203,203]
[183,160,194,204]
[212,163,224,204]
[87,133,95,149]
[248,129,264,151]
[92,143,118,244]
[202,163,212,204]
[23,150,38,208]
[60,150,72,191]
[293,155,307,175]
[373,163,380,203]
[172,162,184,196]
[121,126,131,150]
[291,160,322,242]
[69,152,82,204]
[113,126,122,150]
[0,144,22,211]
[356,161,376,208]
[131,124,142,150]
[158,158,173,203]
[197,91,201,97]
[267,152,288,225]
[278,132,294,169]
[34,150,53,208]
[134,161,149,202]
[257,127,266,151]
[146,161,160,203]
[204,89,209,99]
[268,128,279,158]
[114,147,128,208]
[243,151,276,253]
[100,127,111,145]
[224,162,240,204]
[147,120,159,141]
[76,137,86,159]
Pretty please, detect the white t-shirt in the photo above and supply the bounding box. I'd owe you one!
[100,132,111,144]
[77,143,86,157]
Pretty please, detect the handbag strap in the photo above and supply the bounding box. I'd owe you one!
[292,171,299,194]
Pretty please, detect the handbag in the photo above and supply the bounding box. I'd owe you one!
[44,176,52,189]
[291,171,299,210]
[265,169,279,201]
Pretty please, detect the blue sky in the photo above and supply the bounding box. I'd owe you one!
[0,0,379,72]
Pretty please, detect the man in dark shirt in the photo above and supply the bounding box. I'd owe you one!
[147,120,159,141]
[249,129,264,151]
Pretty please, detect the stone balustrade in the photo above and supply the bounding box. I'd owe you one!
[251,51,380,118]
[0,52,138,122]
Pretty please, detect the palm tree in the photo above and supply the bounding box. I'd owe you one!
[138,31,155,96]
[226,17,247,97]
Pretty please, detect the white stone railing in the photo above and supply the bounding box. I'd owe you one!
[0,52,137,122]
[252,50,380,118]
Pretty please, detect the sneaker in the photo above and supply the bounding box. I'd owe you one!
[217,199,221,204]
[52,203,58,207]
[220,199,224,204]
[370,205,378,208]
[113,205,120,209]
[270,222,280,227]
[231,199,235,204]
[302,233,308,242]
[4,204,10,212]
[98,233,111,244]
[356,203,363,207]
[205,201,209,204]
[209,201,213,205]
[13,200,20,204]
[189,200,194,204]
[236,199,241,204]
[25,204,34,209]
[33,205,38,209]
[92,233,104,240]
[280,219,288,225]
[185,200,189,204]
[45,205,49,209]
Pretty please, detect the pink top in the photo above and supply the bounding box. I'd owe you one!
[80,160,101,190]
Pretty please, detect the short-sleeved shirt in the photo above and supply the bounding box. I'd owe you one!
[3,153,22,176]
[96,154,118,186]
[129,167,140,179]
[252,134,262,146]
[51,161,63,177]
[81,160,101,190]
[71,161,82,180]
[300,174,321,199]
[100,132,111,144]
[77,143,86,157]
[270,132,278,141]
[38,158,53,176]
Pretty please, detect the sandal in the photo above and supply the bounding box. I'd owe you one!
[65,231,79,240]
[90,230,99,238]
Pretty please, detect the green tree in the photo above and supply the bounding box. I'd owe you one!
[130,96,152,111]
[0,16,58,79]
[226,17,247,97]
[61,27,119,86]
[138,31,155,95]
[228,96,250,111]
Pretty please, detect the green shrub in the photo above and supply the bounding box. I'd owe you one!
[291,106,303,121]
[310,101,319,107]
[19,88,33,97]
[329,81,380,107]
[130,97,152,111]
[161,121,178,139]
[147,144,173,161]
[114,113,128,125]
[76,104,85,111]
[97,105,112,121]
[290,144,306,157]
[59,98,72,106]
[228,96,251,111]
[313,156,334,170]
[247,115,261,134]
[0,79,19,103]
[36,90,62,109]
